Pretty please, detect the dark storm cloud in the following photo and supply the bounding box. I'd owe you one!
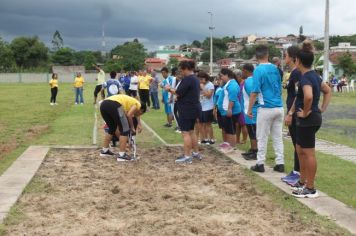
[0,0,355,51]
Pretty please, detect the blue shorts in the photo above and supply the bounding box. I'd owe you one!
[164,103,172,114]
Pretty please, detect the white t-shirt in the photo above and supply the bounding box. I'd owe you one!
[200,81,215,111]
[97,69,106,85]
[129,76,139,90]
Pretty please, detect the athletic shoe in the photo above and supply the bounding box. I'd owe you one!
[75,102,78,105]
[50,103,54,106]
[192,152,202,161]
[219,142,230,148]
[282,171,300,183]
[175,156,193,164]
[243,152,257,160]
[117,153,133,162]
[201,139,210,145]
[273,164,285,173]
[54,103,58,105]
[242,149,253,156]
[292,188,319,198]
[220,144,233,153]
[208,139,216,145]
[175,129,181,133]
[80,103,84,105]
[250,164,265,173]
[100,149,115,157]
[164,123,172,128]
[290,181,305,191]
[286,177,300,186]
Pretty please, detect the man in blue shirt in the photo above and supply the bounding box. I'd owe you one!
[101,71,122,98]
[247,45,284,173]
[160,67,174,127]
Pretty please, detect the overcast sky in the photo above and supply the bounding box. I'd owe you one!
[0,0,355,51]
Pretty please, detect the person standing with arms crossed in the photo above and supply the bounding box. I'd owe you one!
[165,61,202,164]
[247,45,285,173]
[49,73,59,105]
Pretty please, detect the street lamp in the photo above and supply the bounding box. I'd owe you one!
[208,11,215,76]
[323,0,330,82]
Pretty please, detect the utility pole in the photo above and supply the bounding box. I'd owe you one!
[323,0,330,82]
[208,12,214,76]
[101,22,106,58]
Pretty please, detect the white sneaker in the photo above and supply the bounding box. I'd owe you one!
[80,103,84,105]
[75,102,78,105]
[50,103,54,106]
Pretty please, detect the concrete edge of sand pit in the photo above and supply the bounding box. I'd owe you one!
[140,122,356,235]
[0,146,50,224]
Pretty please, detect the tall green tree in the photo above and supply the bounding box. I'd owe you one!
[51,30,64,51]
[109,39,147,71]
[238,44,281,60]
[335,52,356,76]
[191,40,202,48]
[0,37,16,72]
[10,36,48,69]
[167,58,179,69]
[51,47,75,65]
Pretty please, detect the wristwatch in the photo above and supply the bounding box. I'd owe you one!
[288,111,293,116]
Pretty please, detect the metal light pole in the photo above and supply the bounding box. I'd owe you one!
[323,0,330,81]
[208,12,214,76]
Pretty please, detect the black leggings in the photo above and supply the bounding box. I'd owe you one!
[50,87,58,103]
[139,89,150,107]
[288,115,300,172]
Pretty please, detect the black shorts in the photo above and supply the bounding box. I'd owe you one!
[200,109,214,123]
[222,114,239,135]
[296,126,320,148]
[128,89,137,97]
[100,100,130,136]
[246,124,257,140]
[178,117,196,132]
[94,85,102,97]
[217,110,223,129]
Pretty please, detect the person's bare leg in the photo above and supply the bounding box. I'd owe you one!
[226,134,236,147]
[119,136,128,153]
[242,125,248,143]
[168,114,173,125]
[305,148,317,189]
[296,145,307,184]
[182,132,192,156]
[222,130,226,142]
[103,133,113,148]
[236,123,242,143]
[207,122,214,140]
[191,130,199,153]
[251,139,257,151]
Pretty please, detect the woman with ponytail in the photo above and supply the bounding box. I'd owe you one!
[292,41,331,198]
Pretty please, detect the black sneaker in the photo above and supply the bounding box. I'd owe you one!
[242,149,253,156]
[164,123,172,128]
[201,139,210,145]
[208,139,216,145]
[273,164,285,173]
[100,149,115,157]
[250,164,265,173]
[243,153,257,160]
[117,153,133,162]
[292,187,319,198]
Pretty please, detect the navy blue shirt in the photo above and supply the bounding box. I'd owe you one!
[296,70,322,113]
[176,74,201,119]
[286,69,302,111]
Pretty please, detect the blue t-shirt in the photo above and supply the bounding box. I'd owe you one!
[286,69,302,111]
[252,63,283,108]
[103,79,122,97]
[123,76,131,91]
[295,70,322,113]
[161,78,169,103]
[219,79,241,116]
[214,87,223,106]
[243,77,260,124]
[200,81,215,111]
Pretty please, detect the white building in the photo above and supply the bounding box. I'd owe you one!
[330,42,356,53]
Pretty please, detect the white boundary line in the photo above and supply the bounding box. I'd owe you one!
[141,120,168,145]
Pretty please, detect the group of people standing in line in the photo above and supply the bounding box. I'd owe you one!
[49,40,332,199]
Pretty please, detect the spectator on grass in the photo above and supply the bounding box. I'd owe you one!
[282,45,303,185]
[49,73,59,106]
[149,71,160,110]
[241,64,259,161]
[74,72,85,105]
[160,67,174,127]
[93,64,106,104]
[234,69,248,145]
[165,61,202,164]
[337,74,348,92]
[292,41,331,198]
[99,94,146,161]
[197,71,215,145]
[101,71,122,98]
[247,45,284,173]
[138,70,152,110]
[128,71,139,98]
[272,57,284,80]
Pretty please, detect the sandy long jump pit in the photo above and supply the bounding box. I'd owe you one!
[5,146,336,235]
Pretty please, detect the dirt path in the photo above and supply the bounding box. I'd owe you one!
[5,147,339,235]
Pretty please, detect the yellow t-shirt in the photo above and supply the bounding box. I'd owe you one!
[106,94,141,113]
[49,79,58,88]
[74,76,85,88]
[139,75,152,90]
